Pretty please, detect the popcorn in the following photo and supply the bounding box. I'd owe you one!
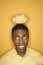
[12,14,28,24]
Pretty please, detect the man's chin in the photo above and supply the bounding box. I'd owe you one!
[16,47,26,53]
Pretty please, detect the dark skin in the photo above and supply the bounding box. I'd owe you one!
[12,29,29,57]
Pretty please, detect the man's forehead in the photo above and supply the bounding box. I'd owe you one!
[13,29,28,34]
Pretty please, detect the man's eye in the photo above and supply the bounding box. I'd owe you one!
[23,35,27,39]
[15,37,19,40]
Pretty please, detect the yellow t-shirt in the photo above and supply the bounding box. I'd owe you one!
[0,47,43,65]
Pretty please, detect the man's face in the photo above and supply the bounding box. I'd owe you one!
[12,29,29,53]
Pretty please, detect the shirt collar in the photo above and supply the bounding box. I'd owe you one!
[13,47,29,58]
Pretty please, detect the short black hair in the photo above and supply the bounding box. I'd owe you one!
[12,24,29,36]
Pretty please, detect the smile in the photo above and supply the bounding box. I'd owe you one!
[18,45,24,49]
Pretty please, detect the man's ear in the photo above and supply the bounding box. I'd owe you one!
[28,34,29,41]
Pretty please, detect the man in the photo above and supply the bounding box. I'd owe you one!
[0,24,43,65]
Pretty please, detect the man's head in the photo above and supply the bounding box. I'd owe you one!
[12,24,29,56]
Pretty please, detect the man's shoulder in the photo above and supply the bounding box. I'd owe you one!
[27,47,42,57]
[27,47,43,65]
[0,47,16,59]
[0,48,16,65]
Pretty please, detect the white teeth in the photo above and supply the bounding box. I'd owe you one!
[18,46,24,49]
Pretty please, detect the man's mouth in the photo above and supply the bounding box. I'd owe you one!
[18,45,25,49]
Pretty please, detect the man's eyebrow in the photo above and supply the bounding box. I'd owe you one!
[24,34,27,36]
[13,33,19,36]
[14,34,19,36]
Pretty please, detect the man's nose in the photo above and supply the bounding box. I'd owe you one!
[19,38,23,44]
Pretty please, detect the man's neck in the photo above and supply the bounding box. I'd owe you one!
[17,51,26,57]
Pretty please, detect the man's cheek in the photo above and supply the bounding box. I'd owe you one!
[24,39,28,43]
